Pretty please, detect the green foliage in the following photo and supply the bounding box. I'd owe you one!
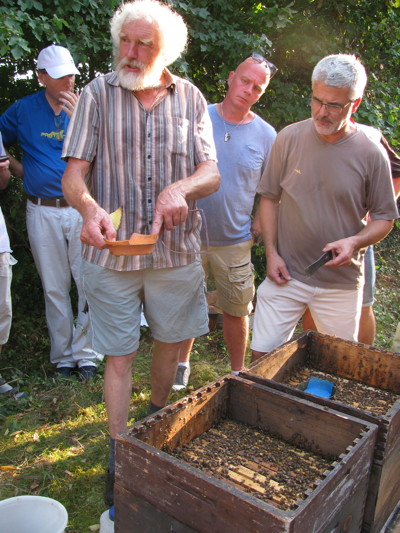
[171,0,295,102]
[0,0,120,110]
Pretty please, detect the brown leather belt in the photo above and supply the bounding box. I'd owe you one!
[27,195,69,208]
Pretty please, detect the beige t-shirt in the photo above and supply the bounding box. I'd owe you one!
[257,118,398,290]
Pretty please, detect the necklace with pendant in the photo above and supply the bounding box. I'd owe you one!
[220,103,246,142]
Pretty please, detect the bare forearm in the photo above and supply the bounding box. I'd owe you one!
[62,157,116,247]
[393,176,400,199]
[0,164,11,189]
[62,158,98,217]
[151,160,220,234]
[174,160,220,201]
[258,195,291,283]
[259,196,279,257]
[8,155,23,179]
[324,219,394,268]
[351,219,394,249]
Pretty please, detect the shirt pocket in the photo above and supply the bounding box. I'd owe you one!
[237,145,264,170]
[168,117,190,157]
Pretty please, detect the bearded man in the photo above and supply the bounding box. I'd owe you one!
[61,0,219,506]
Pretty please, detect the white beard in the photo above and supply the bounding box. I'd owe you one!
[116,58,164,91]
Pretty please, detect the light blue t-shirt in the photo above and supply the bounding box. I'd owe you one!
[198,103,276,245]
[0,90,69,198]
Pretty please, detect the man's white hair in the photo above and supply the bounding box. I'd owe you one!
[110,0,188,66]
[312,54,368,100]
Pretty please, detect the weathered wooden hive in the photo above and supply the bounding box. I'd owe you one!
[114,375,377,533]
[240,331,400,533]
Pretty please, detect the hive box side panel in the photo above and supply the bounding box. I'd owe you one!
[246,335,310,382]
[290,432,375,533]
[132,386,229,450]
[311,335,400,392]
[228,378,370,457]
[115,485,199,533]
[365,440,400,533]
[238,373,380,427]
[383,405,400,457]
[115,437,290,533]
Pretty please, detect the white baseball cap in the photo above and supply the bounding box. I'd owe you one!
[37,44,80,79]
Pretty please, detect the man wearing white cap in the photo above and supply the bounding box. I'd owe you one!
[0,44,101,380]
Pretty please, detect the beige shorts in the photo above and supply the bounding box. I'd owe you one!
[82,259,208,356]
[202,240,254,317]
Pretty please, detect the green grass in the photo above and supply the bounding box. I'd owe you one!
[0,329,234,532]
[0,223,398,532]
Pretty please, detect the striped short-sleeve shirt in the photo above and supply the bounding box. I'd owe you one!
[62,69,216,271]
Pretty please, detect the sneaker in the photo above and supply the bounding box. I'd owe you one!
[55,366,75,379]
[172,364,190,391]
[77,365,97,382]
[0,376,27,399]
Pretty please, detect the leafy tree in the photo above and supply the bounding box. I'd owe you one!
[1,0,398,137]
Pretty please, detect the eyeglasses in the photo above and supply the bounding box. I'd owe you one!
[250,52,278,78]
[309,96,354,115]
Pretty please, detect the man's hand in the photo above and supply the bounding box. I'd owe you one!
[323,218,395,269]
[267,251,292,285]
[322,237,358,268]
[80,207,116,249]
[59,91,79,118]
[151,182,188,235]
[0,158,11,189]
[62,157,116,248]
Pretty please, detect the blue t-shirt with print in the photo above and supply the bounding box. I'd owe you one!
[0,90,69,198]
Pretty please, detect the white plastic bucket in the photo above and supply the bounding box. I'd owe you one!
[0,495,68,533]
[100,509,115,533]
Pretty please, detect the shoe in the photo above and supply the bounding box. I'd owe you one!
[0,376,27,399]
[105,469,115,506]
[55,366,75,379]
[172,364,190,391]
[77,365,97,382]
[147,401,163,416]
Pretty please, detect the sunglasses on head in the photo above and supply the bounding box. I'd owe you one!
[250,52,278,78]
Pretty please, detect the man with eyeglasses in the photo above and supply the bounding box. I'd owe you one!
[302,129,400,345]
[0,45,102,380]
[172,54,277,390]
[251,53,398,358]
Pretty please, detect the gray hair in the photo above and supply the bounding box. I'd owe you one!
[312,54,367,100]
[110,0,188,66]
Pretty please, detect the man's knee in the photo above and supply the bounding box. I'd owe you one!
[105,352,135,374]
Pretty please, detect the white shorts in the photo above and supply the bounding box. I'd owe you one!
[251,277,362,353]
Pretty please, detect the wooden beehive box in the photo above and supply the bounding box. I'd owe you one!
[240,331,400,533]
[114,376,377,533]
